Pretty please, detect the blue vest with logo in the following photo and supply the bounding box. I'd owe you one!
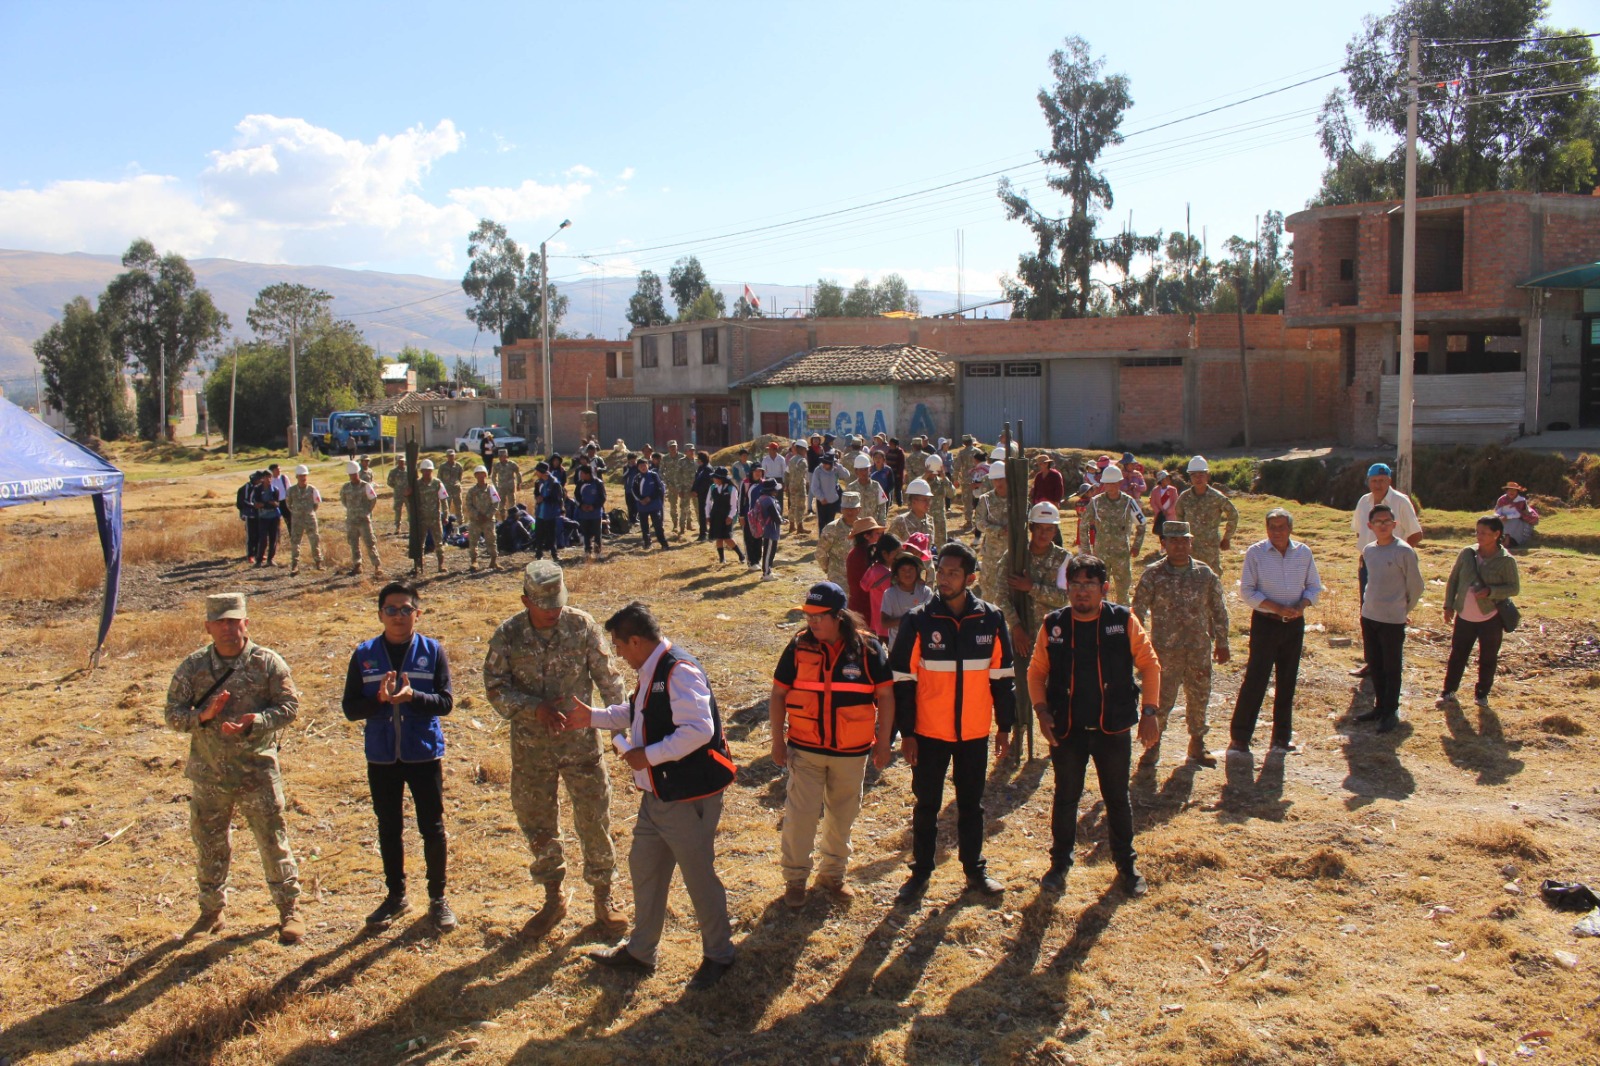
[356,634,446,763]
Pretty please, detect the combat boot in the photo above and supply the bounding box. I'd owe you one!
[521,879,568,940]
[594,885,626,935]
[1187,737,1217,768]
[278,903,306,945]
[185,907,225,939]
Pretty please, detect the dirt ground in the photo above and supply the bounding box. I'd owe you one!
[1,458,1597,1066]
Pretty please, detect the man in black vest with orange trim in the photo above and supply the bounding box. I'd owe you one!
[566,602,738,991]
[1028,554,1162,897]
[888,541,1016,907]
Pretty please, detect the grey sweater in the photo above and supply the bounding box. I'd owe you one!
[1360,539,1424,624]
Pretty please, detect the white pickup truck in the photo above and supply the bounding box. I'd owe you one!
[454,425,527,457]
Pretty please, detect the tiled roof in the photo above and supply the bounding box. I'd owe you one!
[736,344,953,388]
[359,389,474,415]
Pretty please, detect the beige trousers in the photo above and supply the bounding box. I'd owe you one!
[780,746,868,882]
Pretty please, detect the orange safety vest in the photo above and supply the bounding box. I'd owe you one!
[782,633,881,755]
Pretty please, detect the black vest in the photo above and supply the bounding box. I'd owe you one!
[1040,602,1140,733]
[640,646,736,801]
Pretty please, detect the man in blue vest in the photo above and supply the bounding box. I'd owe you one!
[629,456,669,551]
[565,602,738,991]
[342,580,457,932]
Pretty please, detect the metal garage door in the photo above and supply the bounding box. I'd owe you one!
[1048,359,1116,447]
[962,362,1043,442]
[596,400,652,450]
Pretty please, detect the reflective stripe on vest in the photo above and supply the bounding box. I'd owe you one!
[784,637,877,755]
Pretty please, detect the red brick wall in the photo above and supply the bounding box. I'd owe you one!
[1118,365,1185,445]
[1189,352,1340,449]
[499,338,634,404]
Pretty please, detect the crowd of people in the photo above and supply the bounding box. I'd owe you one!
[185,435,1527,987]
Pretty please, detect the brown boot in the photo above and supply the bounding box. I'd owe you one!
[521,880,568,940]
[814,874,855,900]
[185,908,225,939]
[278,904,306,945]
[783,879,808,908]
[594,885,626,935]
[1187,737,1217,768]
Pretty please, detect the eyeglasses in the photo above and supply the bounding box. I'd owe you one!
[381,605,418,617]
[1067,580,1103,590]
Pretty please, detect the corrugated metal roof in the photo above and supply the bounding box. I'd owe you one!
[736,344,953,388]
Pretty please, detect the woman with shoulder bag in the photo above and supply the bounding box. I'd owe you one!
[1439,514,1520,710]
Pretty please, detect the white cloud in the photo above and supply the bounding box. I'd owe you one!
[617,167,635,181]
[492,133,516,153]
[565,164,597,179]
[0,114,599,273]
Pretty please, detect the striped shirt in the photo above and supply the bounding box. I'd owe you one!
[1239,538,1322,612]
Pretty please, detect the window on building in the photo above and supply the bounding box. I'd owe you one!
[507,353,526,380]
[1389,209,1464,294]
[430,405,448,429]
[1122,356,1183,367]
[1341,328,1356,387]
[1339,258,1354,281]
[606,350,633,379]
[640,336,658,368]
[1298,266,1310,292]
[1004,362,1042,377]
[702,329,719,364]
[672,332,688,366]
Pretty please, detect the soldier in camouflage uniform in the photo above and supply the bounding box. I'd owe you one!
[493,448,522,521]
[924,454,955,547]
[850,454,889,526]
[285,464,324,575]
[785,442,810,535]
[340,461,382,576]
[998,502,1072,757]
[438,449,464,521]
[464,467,500,570]
[816,492,860,589]
[409,459,448,575]
[483,562,629,939]
[1083,464,1147,604]
[663,441,695,536]
[1174,456,1239,577]
[164,592,304,943]
[840,436,863,476]
[1131,521,1230,767]
[386,457,409,534]
[905,436,928,486]
[974,462,1013,602]
[953,435,978,531]
[358,455,376,484]
[888,478,936,544]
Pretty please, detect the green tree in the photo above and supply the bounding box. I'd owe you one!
[679,287,724,322]
[841,279,878,317]
[667,255,717,315]
[397,346,449,390]
[100,238,228,440]
[462,219,528,344]
[454,356,490,394]
[206,322,382,447]
[34,296,130,440]
[873,274,921,315]
[626,270,671,327]
[811,278,846,317]
[999,36,1135,319]
[247,282,334,451]
[731,293,763,318]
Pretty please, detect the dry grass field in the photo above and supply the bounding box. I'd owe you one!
[1,453,1598,1065]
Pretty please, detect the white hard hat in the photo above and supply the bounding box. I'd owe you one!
[1100,464,1124,484]
[345,461,361,474]
[1029,501,1061,524]
[925,454,944,470]
[1187,455,1209,473]
[418,459,435,471]
[293,464,309,476]
[988,463,1006,480]
[853,454,871,470]
[990,446,1008,461]
[474,465,489,475]
[907,478,932,496]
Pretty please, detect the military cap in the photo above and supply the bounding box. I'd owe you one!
[1162,521,1193,539]
[840,491,861,509]
[206,592,247,621]
[522,560,568,609]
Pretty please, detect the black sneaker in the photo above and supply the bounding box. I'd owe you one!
[429,897,457,933]
[1375,714,1401,734]
[895,874,929,907]
[1039,865,1071,893]
[1353,709,1383,723]
[687,956,735,991]
[365,894,411,928]
[1118,865,1149,897]
[965,871,1005,898]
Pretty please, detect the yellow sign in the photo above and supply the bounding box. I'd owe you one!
[803,402,831,432]
[380,415,397,438]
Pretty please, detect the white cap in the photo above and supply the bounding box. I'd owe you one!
[1187,455,1209,473]
[474,465,489,475]
[345,461,361,474]
[853,454,871,470]
[293,464,309,476]
[1100,464,1123,483]
[990,446,1008,461]
[988,463,1006,480]
[1029,501,1061,524]
[925,454,944,470]
[906,478,932,496]
[418,459,435,471]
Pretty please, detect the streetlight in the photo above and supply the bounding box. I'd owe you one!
[540,219,571,455]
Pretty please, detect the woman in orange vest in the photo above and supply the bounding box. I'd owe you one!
[769,582,895,909]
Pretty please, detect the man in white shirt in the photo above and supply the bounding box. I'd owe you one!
[1351,462,1422,678]
[1229,508,1323,756]
[566,602,737,992]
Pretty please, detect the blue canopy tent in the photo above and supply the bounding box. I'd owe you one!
[0,398,125,664]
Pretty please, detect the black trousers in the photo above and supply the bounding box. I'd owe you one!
[639,510,666,547]
[534,516,559,558]
[742,520,760,564]
[245,516,260,558]
[253,516,279,563]
[1360,617,1406,717]
[694,488,710,537]
[367,759,448,900]
[816,500,840,531]
[1443,615,1504,699]
[579,519,603,552]
[909,734,989,877]
[1049,727,1135,869]
[1231,613,1306,748]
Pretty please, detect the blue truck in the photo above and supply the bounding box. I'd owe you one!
[311,411,383,454]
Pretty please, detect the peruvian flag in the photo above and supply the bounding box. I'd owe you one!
[743,284,761,310]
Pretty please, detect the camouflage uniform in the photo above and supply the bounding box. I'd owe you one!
[386,464,409,533]
[412,475,447,573]
[854,477,889,526]
[438,458,464,520]
[785,453,809,529]
[841,445,863,473]
[483,608,627,890]
[1084,492,1147,604]
[165,639,301,916]
[465,481,499,569]
[340,479,382,572]
[887,508,935,546]
[996,541,1071,637]
[975,491,1012,602]
[284,483,323,571]
[953,445,978,520]
[493,458,522,520]
[1175,487,1239,577]
[926,473,956,547]
[1132,558,1229,740]
[663,452,693,534]
[358,465,375,485]
[905,446,927,485]
[815,514,854,588]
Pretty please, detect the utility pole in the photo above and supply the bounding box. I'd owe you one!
[540,219,571,455]
[1398,35,1420,494]
[158,340,166,442]
[287,315,300,457]
[228,344,238,459]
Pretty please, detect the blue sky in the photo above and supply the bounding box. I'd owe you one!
[1,0,1592,312]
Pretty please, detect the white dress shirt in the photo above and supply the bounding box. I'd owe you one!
[1239,538,1323,612]
[1353,489,1422,549]
[591,639,715,793]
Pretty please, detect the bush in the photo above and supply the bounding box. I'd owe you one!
[1256,457,1332,503]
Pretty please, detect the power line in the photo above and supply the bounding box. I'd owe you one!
[341,288,464,317]
[1424,31,1600,46]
